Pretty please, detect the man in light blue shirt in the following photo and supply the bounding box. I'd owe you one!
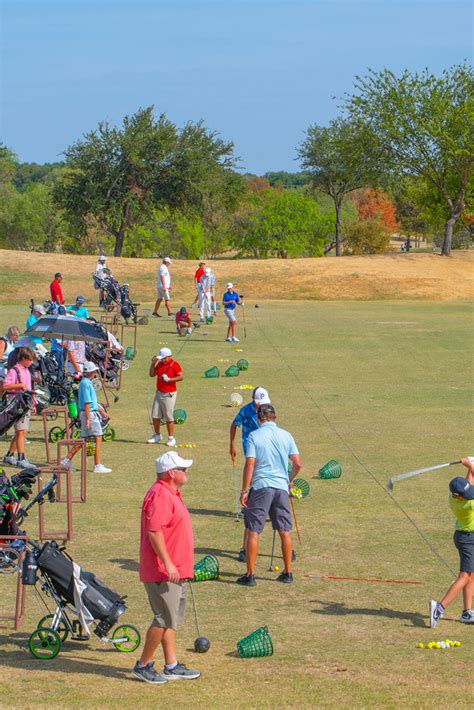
[25,304,46,345]
[237,404,302,587]
[68,296,89,319]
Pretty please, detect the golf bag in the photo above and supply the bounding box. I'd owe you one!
[85,342,121,384]
[118,283,137,324]
[0,391,35,436]
[34,541,127,637]
[37,351,71,405]
[92,274,137,324]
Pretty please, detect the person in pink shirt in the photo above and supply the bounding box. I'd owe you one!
[2,347,36,469]
[132,451,201,685]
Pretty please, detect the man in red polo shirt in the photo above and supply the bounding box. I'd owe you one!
[49,272,64,304]
[147,347,183,447]
[132,451,200,684]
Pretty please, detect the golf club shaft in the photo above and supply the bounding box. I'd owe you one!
[241,303,247,338]
[187,581,202,637]
[387,460,461,490]
[290,497,301,545]
[268,530,276,571]
[232,461,240,519]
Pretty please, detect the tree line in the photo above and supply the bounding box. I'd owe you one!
[0,63,472,258]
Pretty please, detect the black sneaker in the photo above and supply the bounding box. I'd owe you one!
[163,662,201,680]
[238,548,247,562]
[132,661,168,684]
[276,572,293,584]
[152,312,162,318]
[236,573,256,587]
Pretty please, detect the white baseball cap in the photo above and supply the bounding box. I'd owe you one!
[83,361,99,374]
[205,268,211,276]
[226,283,233,289]
[33,304,46,315]
[163,257,172,264]
[253,386,271,405]
[157,347,172,359]
[99,255,106,261]
[155,451,193,474]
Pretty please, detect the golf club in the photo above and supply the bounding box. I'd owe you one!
[268,530,276,571]
[386,460,462,491]
[240,294,247,339]
[188,581,211,653]
[290,497,302,545]
[232,459,241,521]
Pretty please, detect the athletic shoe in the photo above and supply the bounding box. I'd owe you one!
[225,337,232,342]
[163,662,201,680]
[147,434,163,444]
[93,464,112,473]
[166,437,177,447]
[236,573,256,587]
[199,318,206,323]
[16,458,35,469]
[430,600,444,628]
[276,572,293,584]
[60,457,77,471]
[167,313,175,318]
[186,328,193,335]
[238,548,247,562]
[132,661,168,685]
[232,337,240,342]
[152,312,161,318]
[2,454,17,466]
[459,610,474,623]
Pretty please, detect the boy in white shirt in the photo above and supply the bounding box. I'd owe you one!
[153,257,173,318]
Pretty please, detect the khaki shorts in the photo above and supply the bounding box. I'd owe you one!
[15,415,30,432]
[144,581,187,630]
[152,391,177,423]
[157,287,170,301]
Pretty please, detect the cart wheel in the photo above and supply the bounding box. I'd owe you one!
[29,627,61,659]
[120,359,130,371]
[0,548,20,575]
[48,426,64,443]
[71,428,82,440]
[112,624,141,653]
[37,614,69,642]
[102,427,116,442]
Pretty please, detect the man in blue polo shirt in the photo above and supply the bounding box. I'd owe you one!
[68,296,89,319]
[222,283,240,342]
[237,404,302,587]
[230,387,271,562]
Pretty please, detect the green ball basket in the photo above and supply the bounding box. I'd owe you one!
[173,409,187,425]
[291,477,310,499]
[204,366,220,378]
[225,365,240,377]
[125,346,136,360]
[318,460,342,479]
[193,555,219,582]
[206,316,214,324]
[236,358,249,371]
[237,626,274,658]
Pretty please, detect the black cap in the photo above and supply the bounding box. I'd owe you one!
[449,477,474,500]
[180,307,187,315]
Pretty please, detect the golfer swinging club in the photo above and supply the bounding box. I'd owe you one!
[237,404,302,587]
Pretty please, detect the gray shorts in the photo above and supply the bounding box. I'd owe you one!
[80,410,103,437]
[15,415,30,432]
[454,530,474,573]
[144,581,187,630]
[151,391,177,423]
[224,308,236,323]
[244,486,292,533]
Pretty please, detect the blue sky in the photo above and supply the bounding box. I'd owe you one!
[0,0,472,173]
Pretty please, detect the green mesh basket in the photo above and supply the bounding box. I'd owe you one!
[318,460,342,479]
[193,555,219,582]
[173,409,187,425]
[125,346,136,360]
[86,438,96,457]
[291,477,310,499]
[237,626,273,658]
[204,366,220,378]
[237,358,249,371]
[206,316,214,324]
[225,365,240,377]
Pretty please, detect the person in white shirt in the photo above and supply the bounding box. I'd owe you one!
[153,257,173,318]
[95,255,108,279]
[199,268,215,321]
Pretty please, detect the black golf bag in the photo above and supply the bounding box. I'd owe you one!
[38,351,71,405]
[118,283,137,324]
[35,541,127,637]
[85,342,120,384]
[0,391,35,436]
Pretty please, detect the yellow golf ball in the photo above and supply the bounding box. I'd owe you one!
[274,565,280,572]
[417,642,425,649]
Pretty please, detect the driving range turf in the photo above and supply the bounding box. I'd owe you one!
[0,298,472,708]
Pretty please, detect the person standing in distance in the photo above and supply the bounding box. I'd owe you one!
[237,404,302,587]
[191,261,206,310]
[132,451,201,684]
[153,257,173,318]
[222,283,240,342]
[148,347,183,447]
[49,272,64,305]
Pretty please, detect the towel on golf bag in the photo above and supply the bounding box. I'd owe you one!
[0,391,34,436]
[36,542,126,635]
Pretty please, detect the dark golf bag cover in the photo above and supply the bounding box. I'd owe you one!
[36,542,126,632]
[38,351,70,405]
[0,392,34,436]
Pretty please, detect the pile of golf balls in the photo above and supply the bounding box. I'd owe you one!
[178,443,197,449]
[290,487,303,499]
[234,384,254,391]
[158,341,168,345]
[218,358,230,363]
[235,348,243,352]
[418,640,461,649]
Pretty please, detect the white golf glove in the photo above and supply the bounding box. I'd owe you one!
[162,374,170,382]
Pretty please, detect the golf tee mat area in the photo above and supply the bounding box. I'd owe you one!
[0,295,472,708]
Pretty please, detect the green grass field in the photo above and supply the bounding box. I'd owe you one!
[0,299,472,708]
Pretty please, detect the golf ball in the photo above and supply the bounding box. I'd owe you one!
[274,565,280,571]
[417,642,425,648]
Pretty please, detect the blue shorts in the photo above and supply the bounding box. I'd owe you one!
[244,487,292,533]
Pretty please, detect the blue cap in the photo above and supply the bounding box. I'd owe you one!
[449,477,474,500]
[57,305,67,315]
[76,296,86,304]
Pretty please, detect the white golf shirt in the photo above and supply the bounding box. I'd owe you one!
[158,264,171,290]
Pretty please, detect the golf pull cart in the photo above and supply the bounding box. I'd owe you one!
[23,541,141,660]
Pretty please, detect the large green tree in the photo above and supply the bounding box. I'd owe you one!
[298,118,376,255]
[344,64,474,255]
[54,106,240,256]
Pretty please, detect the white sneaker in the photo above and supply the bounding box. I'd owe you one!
[460,610,474,623]
[60,457,77,471]
[147,434,163,444]
[225,337,232,342]
[16,458,35,469]
[232,337,240,342]
[2,454,17,466]
[166,437,177,447]
[93,464,112,473]
[187,328,193,335]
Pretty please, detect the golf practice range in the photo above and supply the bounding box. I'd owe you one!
[0,252,472,708]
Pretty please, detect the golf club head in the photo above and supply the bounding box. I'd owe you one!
[386,480,394,492]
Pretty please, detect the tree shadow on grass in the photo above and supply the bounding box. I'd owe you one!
[109,557,139,572]
[310,599,426,627]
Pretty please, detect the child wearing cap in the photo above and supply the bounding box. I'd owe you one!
[147,348,183,447]
[61,362,112,474]
[175,308,193,336]
[430,456,474,627]
[222,283,241,342]
[199,268,215,322]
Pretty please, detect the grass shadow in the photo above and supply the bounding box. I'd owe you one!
[188,508,236,519]
[109,557,139,572]
[310,599,426,627]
